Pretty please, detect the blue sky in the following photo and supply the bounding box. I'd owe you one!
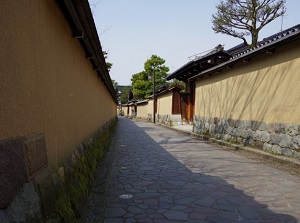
[89,0,300,85]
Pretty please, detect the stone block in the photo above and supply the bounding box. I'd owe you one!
[235,129,243,137]
[263,143,272,152]
[253,130,262,141]
[234,119,241,128]
[286,124,298,136]
[215,133,221,139]
[231,128,237,136]
[209,124,215,134]
[0,138,27,209]
[241,120,251,129]
[8,182,42,222]
[271,145,283,155]
[247,130,254,138]
[225,126,233,134]
[270,133,281,145]
[240,129,253,139]
[194,120,200,129]
[223,134,231,141]
[170,114,181,123]
[260,131,270,143]
[243,139,250,146]
[0,211,10,223]
[254,140,264,149]
[258,122,267,131]
[220,118,228,126]
[34,168,60,218]
[213,117,219,125]
[249,139,255,147]
[205,123,210,131]
[292,135,300,149]
[275,123,286,134]
[278,134,292,148]
[251,121,260,131]
[236,137,244,144]
[282,148,293,156]
[22,131,48,180]
[57,166,65,182]
[228,118,235,127]
[215,125,225,134]
[266,123,275,133]
[194,127,199,134]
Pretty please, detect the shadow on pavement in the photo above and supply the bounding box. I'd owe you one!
[82,118,297,223]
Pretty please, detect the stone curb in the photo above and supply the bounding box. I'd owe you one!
[158,123,300,168]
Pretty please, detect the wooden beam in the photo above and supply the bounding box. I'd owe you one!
[74,31,84,38]
[267,49,275,54]
[86,53,94,59]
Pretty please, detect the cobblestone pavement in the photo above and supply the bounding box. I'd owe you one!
[82,117,300,223]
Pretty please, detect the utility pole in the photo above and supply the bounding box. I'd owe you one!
[153,71,156,124]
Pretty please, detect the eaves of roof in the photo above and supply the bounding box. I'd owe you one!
[56,0,117,103]
[166,61,193,80]
[166,50,231,81]
[136,99,149,105]
[168,85,184,91]
[155,85,184,97]
[189,25,300,81]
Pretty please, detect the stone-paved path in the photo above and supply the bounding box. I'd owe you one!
[82,117,300,223]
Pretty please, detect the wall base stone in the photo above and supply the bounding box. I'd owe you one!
[0,117,118,222]
[0,181,42,222]
[157,114,182,126]
[194,116,300,160]
[0,138,27,209]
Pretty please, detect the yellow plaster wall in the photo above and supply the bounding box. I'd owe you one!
[121,106,128,115]
[195,39,300,124]
[157,92,172,116]
[147,99,154,115]
[137,103,148,118]
[128,105,135,116]
[0,0,116,168]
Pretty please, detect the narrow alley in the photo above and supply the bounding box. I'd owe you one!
[82,117,300,223]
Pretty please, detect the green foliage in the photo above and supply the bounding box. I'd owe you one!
[111,80,119,92]
[168,79,185,90]
[131,72,151,99]
[55,118,117,222]
[131,55,170,99]
[103,50,113,72]
[212,0,286,48]
[106,62,113,72]
[170,120,174,127]
[120,86,131,104]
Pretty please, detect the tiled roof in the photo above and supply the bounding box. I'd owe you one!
[136,99,149,105]
[189,24,300,80]
[227,42,248,56]
[166,46,231,81]
[230,24,300,59]
[168,24,300,82]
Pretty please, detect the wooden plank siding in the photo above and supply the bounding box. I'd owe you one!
[172,90,181,114]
